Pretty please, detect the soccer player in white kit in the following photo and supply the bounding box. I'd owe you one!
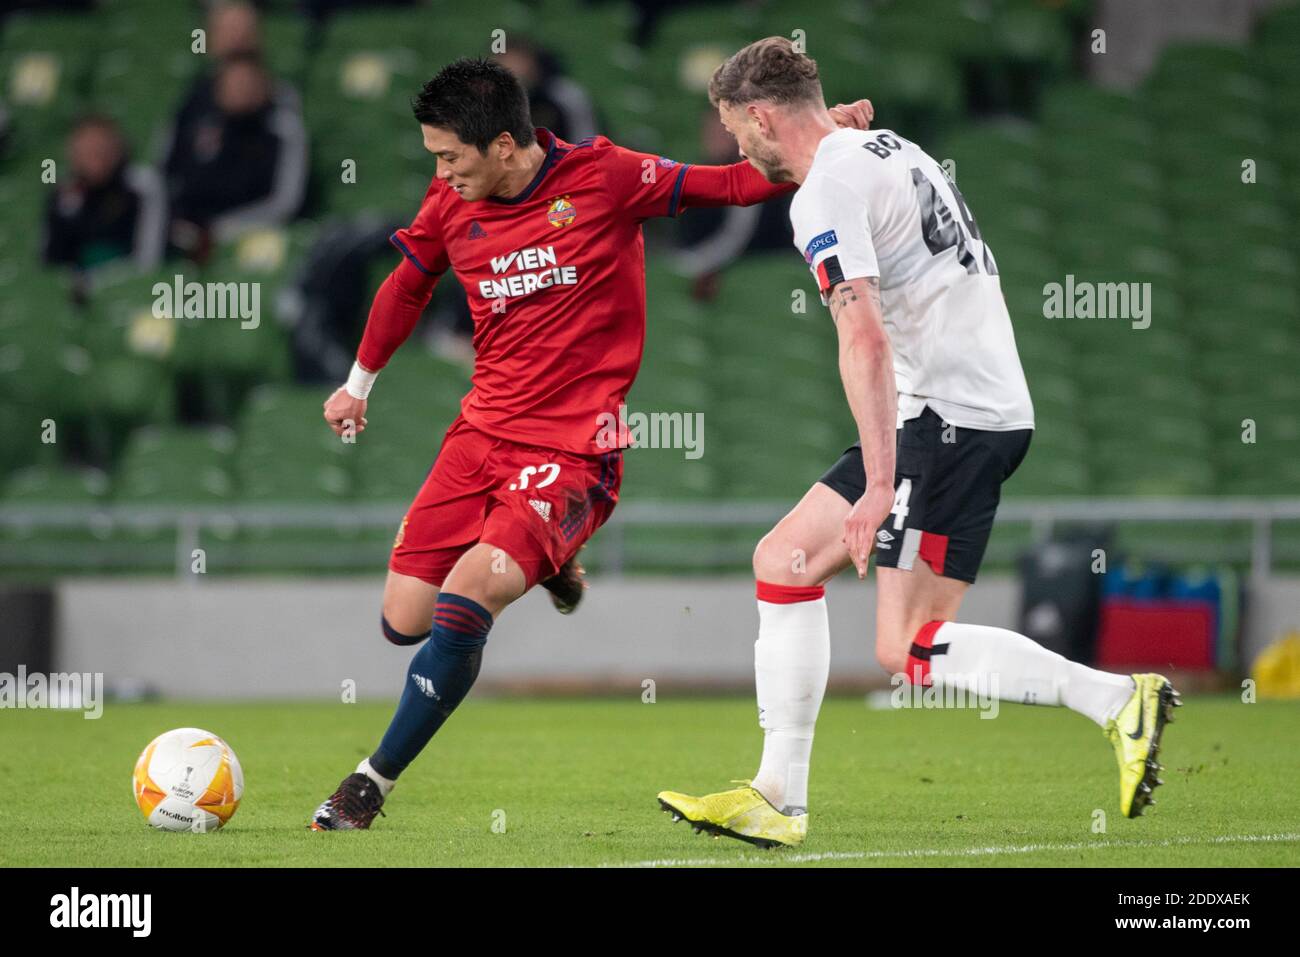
[658,37,1181,848]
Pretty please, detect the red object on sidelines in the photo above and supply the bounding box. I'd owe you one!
[1095,599,1217,670]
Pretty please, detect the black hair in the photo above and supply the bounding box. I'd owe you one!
[411,57,535,153]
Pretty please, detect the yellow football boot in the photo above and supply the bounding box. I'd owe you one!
[657,782,807,849]
[1104,673,1182,818]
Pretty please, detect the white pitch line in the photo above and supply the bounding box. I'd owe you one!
[608,831,1300,868]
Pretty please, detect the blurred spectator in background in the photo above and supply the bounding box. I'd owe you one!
[673,108,793,301]
[493,39,598,143]
[161,2,307,257]
[164,0,265,122]
[43,114,166,280]
[204,0,262,59]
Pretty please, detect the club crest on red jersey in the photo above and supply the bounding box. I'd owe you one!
[547,195,577,228]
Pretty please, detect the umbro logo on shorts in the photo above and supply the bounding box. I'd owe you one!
[876,529,895,550]
[529,499,552,522]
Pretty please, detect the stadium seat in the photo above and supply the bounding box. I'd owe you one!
[1145,42,1265,130]
[0,11,98,150]
[354,350,469,501]
[995,1,1073,71]
[1255,1,1300,123]
[114,425,237,503]
[1113,520,1256,564]
[3,464,108,504]
[0,463,116,573]
[866,0,995,66]
[236,386,356,501]
[639,5,763,158]
[260,12,310,83]
[1004,450,1091,497]
[622,444,719,500]
[92,0,203,151]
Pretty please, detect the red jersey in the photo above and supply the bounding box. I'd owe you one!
[358,127,794,454]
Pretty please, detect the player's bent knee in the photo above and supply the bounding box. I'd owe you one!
[753,531,811,585]
[478,561,527,608]
[752,532,786,583]
[381,614,431,647]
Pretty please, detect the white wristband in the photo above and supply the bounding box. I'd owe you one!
[344,361,378,400]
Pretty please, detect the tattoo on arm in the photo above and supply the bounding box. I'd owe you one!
[828,277,881,320]
[829,283,858,319]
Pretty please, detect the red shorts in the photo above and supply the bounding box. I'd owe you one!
[389,415,623,589]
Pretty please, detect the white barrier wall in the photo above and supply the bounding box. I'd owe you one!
[53,575,1022,698]
[53,575,1298,698]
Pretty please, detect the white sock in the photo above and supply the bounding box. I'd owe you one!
[923,622,1135,726]
[357,757,396,797]
[752,589,830,812]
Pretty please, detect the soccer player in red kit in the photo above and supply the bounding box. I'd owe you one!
[308,57,870,829]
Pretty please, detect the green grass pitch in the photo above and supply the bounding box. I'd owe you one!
[3,694,1298,867]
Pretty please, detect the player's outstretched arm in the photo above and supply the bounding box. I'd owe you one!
[675,98,875,209]
[677,157,796,208]
[322,255,439,438]
[828,277,897,577]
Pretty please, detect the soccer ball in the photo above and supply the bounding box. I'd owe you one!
[132,728,244,832]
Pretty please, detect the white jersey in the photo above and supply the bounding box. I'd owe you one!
[790,128,1034,431]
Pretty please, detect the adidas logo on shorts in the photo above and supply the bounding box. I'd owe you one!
[529,499,552,522]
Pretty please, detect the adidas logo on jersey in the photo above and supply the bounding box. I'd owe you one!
[411,674,439,699]
[529,499,552,522]
[876,529,895,550]
[468,221,487,239]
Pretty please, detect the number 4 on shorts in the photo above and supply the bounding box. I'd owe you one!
[890,478,912,531]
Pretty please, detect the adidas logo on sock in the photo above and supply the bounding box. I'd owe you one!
[411,674,440,699]
[529,499,552,522]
